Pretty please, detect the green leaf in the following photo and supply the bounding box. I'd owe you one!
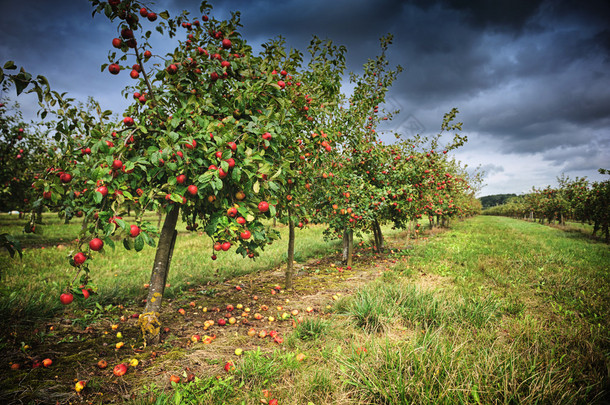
[232,167,242,182]
[115,218,126,230]
[94,191,103,204]
[159,10,170,19]
[198,171,213,185]
[103,236,115,250]
[3,61,16,70]
[123,238,132,250]
[253,180,260,194]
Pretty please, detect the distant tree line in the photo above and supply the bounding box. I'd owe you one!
[478,193,517,209]
[481,172,610,242]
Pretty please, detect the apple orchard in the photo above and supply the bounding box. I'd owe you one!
[0,0,482,342]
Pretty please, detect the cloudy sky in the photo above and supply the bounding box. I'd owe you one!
[1,0,609,196]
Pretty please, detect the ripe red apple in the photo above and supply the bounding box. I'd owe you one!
[221,38,232,49]
[224,361,234,372]
[60,173,72,183]
[111,159,123,170]
[120,28,133,39]
[82,288,90,299]
[187,185,198,195]
[227,141,237,151]
[130,69,139,79]
[129,225,141,237]
[96,186,108,197]
[123,116,134,126]
[113,363,128,377]
[112,38,122,48]
[176,174,186,184]
[89,237,103,251]
[139,7,148,17]
[226,304,234,312]
[97,359,108,369]
[43,191,52,200]
[108,63,121,74]
[258,201,269,212]
[213,242,222,251]
[236,216,246,225]
[147,12,157,21]
[143,50,152,58]
[221,241,231,251]
[60,293,74,305]
[166,64,178,74]
[277,80,286,89]
[240,230,251,240]
[227,207,238,217]
[217,318,227,326]
[74,252,87,265]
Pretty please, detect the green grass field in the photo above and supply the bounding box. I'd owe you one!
[0,214,608,404]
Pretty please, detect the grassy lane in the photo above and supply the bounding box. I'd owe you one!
[330,216,610,404]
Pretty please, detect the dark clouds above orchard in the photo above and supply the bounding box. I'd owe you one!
[0,0,609,195]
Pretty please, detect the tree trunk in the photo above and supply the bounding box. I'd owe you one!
[35,206,43,224]
[372,222,380,253]
[342,228,349,264]
[138,207,179,344]
[347,228,354,267]
[285,210,295,290]
[374,219,384,252]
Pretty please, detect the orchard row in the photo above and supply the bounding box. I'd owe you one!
[0,0,480,341]
[483,170,609,241]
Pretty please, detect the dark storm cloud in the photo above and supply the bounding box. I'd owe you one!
[0,0,608,194]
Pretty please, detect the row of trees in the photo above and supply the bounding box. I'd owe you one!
[1,0,480,342]
[483,171,610,241]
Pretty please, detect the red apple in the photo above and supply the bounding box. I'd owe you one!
[96,186,108,197]
[111,159,123,170]
[258,201,269,212]
[221,38,232,49]
[240,230,251,240]
[89,237,103,251]
[123,117,134,126]
[129,225,141,237]
[218,318,227,326]
[166,64,178,74]
[221,241,231,251]
[176,174,186,184]
[113,363,128,377]
[236,216,246,225]
[112,38,122,48]
[60,173,72,183]
[227,207,238,217]
[74,252,86,265]
[60,293,73,305]
[187,185,198,195]
[108,63,121,74]
[224,361,234,372]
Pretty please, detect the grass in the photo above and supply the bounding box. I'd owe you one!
[1,214,609,404]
